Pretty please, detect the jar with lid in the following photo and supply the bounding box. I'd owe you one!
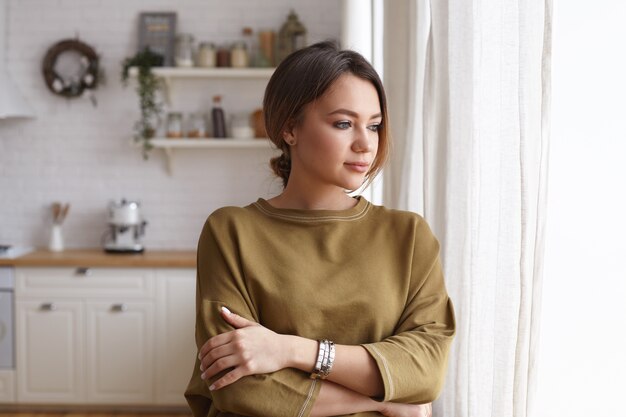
[231,41,249,68]
[197,42,216,68]
[175,34,195,67]
[166,112,183,138]
[186,112,207,138]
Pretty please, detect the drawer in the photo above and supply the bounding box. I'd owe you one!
[15,267,154,298]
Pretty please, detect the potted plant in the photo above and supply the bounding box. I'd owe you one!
[121,48,164,159]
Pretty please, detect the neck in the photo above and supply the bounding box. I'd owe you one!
[271,178,356,211]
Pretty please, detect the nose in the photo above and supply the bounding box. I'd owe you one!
[351,126,375,153]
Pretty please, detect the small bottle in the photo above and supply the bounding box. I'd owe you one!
[242,27,258,67]
[211,95,227,138]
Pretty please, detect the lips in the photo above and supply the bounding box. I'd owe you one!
[344,162,371,173]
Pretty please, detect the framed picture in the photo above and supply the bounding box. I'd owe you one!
[138,12,177,66]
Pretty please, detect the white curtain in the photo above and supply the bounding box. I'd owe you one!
[382,1,552,416]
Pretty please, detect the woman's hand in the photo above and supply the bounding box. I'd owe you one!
[380,402,432,417]
[197,307,288,391]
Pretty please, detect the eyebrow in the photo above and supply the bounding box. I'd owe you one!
[327,108,382,120]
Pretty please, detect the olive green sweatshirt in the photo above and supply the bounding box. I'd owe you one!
[185,196,455,417]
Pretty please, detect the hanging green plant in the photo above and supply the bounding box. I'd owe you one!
[121,48,164,159]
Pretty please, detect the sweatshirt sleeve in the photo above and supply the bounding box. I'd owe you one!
[361,216,456,404]
[185,212,321,417]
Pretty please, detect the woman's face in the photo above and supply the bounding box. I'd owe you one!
[286,74,382,192]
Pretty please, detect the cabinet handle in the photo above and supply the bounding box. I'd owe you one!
[111,303,127,312]
[40,302,56,311]
[75,267,91,276]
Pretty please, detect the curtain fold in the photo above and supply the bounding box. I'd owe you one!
[381,1,552,416]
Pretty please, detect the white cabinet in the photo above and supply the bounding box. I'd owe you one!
[86,300,154,404]
[155,269,196,405]
[16,300,83,403]
[13,266,195,407]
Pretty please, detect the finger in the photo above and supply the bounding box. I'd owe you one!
[201,354,239,382]
[209,368,247,391]
[200,343,233,372]
[198,331,234,360]
[220,306,257,329]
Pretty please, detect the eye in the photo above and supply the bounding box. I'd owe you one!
[334,121,352,129]
[368,123,382,132]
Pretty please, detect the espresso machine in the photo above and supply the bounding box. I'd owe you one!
[102,199,147,253]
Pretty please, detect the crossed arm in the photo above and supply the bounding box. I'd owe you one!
[197,306,432,417]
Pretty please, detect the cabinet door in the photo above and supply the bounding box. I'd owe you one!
[0,370,16,403]
[16,300,84,403]
[85,300,154,404]
[155,269,197,405]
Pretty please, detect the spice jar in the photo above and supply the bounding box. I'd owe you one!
[216,45,230,67]
[197,42,216,68]
[186,113,207,138]
[231,41,249,68]
[166,112,183,138]
[175,34,195,67]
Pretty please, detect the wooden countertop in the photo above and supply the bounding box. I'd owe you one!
[0,249,196,268]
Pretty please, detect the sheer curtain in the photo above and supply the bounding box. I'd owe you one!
[380,1,552,416]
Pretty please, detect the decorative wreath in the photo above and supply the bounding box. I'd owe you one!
[42,39,99,99]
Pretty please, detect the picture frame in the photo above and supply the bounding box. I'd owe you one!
[138,12,177,67]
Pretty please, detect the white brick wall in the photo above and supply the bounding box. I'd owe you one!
[0,0,342,249]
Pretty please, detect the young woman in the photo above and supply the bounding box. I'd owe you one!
[185,41,455,417]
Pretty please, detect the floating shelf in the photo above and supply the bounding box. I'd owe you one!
[128,67,275,103]
[144,138,277,175]
[128,67,276,79]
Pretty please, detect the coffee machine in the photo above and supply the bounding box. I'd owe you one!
[102,199,147,253]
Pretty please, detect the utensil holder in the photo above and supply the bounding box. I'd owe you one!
[49,224,64,252]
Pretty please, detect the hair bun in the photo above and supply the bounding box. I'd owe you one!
[270,152,291,188]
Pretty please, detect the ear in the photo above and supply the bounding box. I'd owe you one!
[282,119,297,144]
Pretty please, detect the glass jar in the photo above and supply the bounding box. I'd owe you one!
[231,112,254,139]
[175,34,195,67]
[197,42,216,68]
[166,112,183,138]
[216,45,230,67]
[231,41,249,68]
[186,112,207,138]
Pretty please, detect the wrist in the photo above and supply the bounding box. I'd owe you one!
[283,335,319,372]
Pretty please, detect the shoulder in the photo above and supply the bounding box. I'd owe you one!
[368,203,440,252]
[198,203,258,241]
[368,203,430,232]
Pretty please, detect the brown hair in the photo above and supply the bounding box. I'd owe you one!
[263,41,391,190]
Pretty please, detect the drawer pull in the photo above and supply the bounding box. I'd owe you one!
[40,302,56,311]
[75,267,91,276]
[111,303,127,312]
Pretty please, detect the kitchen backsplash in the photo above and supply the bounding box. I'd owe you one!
[0,0,342,249]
